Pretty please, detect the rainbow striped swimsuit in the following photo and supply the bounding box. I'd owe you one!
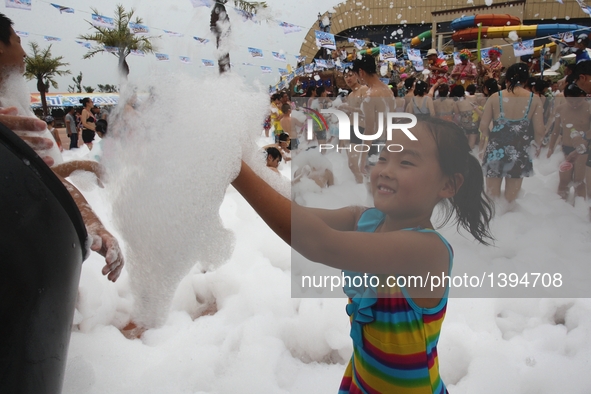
[338,208,452,394]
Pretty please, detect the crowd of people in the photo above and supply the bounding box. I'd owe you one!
[265,48,591,215]
[5,7,591,392]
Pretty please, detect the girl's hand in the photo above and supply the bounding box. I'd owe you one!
[546,146,554,158]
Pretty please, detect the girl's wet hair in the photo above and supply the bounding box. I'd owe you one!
[525,77,549,95]
[265,147,282,162]
[95,119,108,135]
[80,97,92,107]
[414,80,429,96]
[449,85,465,98]
[505,63,529,92]
[404,77,416,90]
[420,118,494,245]
[437,84,449,98]
[483,78,499,96]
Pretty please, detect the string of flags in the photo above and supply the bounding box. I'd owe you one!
[5,0,312,76]
[50,2,72,13]
[8,0,591,86]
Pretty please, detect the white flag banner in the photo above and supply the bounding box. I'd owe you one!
[279,21,301,34]
[5,0,31,10]
[75,40,91,49]
[272,52,287,62]
[513,40,534,57]
[129,22,150,36]
[91,14,115,29]
[155,53,170,61]
[164,30,184,37]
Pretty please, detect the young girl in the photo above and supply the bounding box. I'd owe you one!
[450,85,480,150]
[546,83,590,200]
[406,80,435,118]
[429,81,454,122]
[232,117,494,393]
[44,115,63,152]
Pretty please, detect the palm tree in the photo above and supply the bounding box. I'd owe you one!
[210,0,267,74]
[68,71,83,93]
[24,42,70,117]
[78,4,157,78]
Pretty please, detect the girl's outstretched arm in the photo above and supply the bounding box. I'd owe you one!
[231,161,449,279]
[232,161,361,241]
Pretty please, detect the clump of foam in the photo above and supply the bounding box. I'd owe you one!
[0,71,63,166]
[105,71,269,327]
[292,150,333,174]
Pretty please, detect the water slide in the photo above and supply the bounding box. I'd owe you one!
[451,14,591,42]
[355,15,584,59]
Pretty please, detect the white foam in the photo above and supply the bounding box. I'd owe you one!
[105,71,268,327]
[0,71,63,165]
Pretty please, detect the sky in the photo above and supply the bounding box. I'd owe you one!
[2,0,343,93]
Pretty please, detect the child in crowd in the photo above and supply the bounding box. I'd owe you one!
[263,132,291,162]
[450,85,480,149]
[265,147,282,173]
[279,103,303,151]
[547,83,590,200]
[44,115,63,152]
[231,117,494,393]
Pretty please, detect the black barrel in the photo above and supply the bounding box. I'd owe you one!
[0,122,88,394]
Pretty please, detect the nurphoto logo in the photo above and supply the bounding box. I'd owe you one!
[306,109,418,153]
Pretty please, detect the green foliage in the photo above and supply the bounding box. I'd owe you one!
[78,4,158,75]
[97,83,118,93]
[84,86,95,93]
[68,71,83,93]
[24,42,70,90]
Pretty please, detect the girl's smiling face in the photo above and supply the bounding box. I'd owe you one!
[370,123,453,222]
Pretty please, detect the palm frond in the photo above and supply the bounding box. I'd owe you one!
[24,41,70,87]
[79,3,158,75]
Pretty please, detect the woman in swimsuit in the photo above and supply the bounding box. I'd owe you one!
[479,63,545,202]
[80,97,96,150]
